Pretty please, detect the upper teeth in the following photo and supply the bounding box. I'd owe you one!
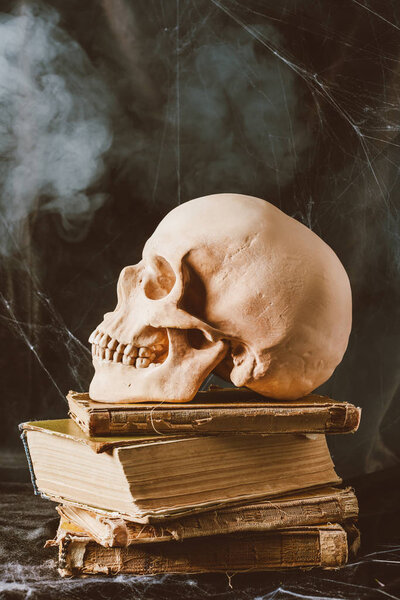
[89,330,164,368]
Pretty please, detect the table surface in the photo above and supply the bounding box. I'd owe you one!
[1,467,400,600]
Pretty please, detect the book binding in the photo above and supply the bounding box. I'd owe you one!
[67,390,361,437]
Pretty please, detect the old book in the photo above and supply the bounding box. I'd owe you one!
[55,523,360,575]
[20,419,341,522]
[55,486,359,547]
[67,390,361,436]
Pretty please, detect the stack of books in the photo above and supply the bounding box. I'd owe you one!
[20,388,361,576]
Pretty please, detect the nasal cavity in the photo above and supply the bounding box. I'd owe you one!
[144,256,176,300]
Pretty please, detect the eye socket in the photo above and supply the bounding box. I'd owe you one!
[144,256,176,300]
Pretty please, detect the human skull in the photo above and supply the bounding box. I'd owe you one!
[89,193,352,403]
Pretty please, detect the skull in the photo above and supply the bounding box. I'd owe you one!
[89,193,352,403]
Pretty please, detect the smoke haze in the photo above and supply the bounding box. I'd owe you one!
[0,4,113,252]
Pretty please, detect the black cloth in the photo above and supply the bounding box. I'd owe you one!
[1,468,400,600]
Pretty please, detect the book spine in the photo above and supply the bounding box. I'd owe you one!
[68,408,110,437]
[55,487,359,547]
[60,488,358,546]
[19,426,50,501]
[141,489,359,544]
[19,427,39,495]
[58,527,351,576]
[75,405,361,436]
[328,404,361,433]
[319,528,348,567]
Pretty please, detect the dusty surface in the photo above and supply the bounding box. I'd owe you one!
[1,470,400,600]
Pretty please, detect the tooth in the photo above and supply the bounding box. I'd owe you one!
[105,348,113,361]
[116,343,125,354]
[99,347,105,359]
[139,350,156,361]
[124,344,138,357]
[136,357,150,368]
[99,334,109,348]
[138,347,151,357]
[89,331,97,343]
[107,338,118,350]
[148,363,156,369]
[122,355,131,365]
[128,356,136,366]
[91,345,96,356]
[113,352,122,363]
[94,332,102,345]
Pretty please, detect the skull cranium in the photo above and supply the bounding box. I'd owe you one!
[89,193,352,402]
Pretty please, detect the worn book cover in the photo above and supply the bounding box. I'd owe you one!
[54,523,360,576]
[67,390,361,436]
[55,486,359,547]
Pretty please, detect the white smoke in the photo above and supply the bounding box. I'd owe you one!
[0,3,113,253]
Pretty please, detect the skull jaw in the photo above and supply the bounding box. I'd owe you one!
[89,330,228,403]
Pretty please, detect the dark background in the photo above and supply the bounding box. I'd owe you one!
[1,0,399,483]
[1,2,400,598]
